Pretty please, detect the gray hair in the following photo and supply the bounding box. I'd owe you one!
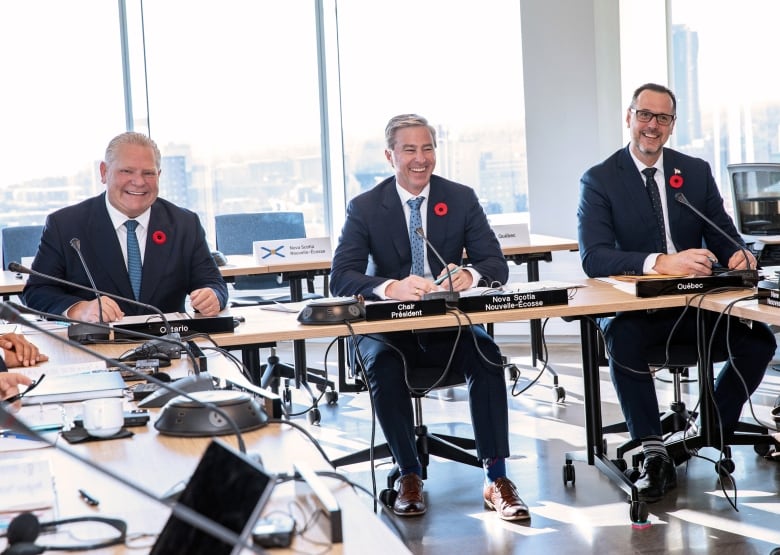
[384,114,437,149]
[104,132,162,170]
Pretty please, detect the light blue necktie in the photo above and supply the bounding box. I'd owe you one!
[124,220,142,300]
[407,197,425,276]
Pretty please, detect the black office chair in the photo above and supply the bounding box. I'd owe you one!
[331,363,481,506]
[2,224,44,270]
[214,212,322,305]
[603,342,770,477]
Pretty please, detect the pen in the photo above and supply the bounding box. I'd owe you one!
[78,488,100,506]
[434,266,462,285]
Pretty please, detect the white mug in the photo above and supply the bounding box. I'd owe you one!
[82,398,124,438]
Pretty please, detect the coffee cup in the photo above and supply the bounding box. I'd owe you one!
[82,398,124,438]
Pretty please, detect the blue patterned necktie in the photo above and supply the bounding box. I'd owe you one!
[124,220,142,300]
[407,197,425,276]
[642,168,668,254]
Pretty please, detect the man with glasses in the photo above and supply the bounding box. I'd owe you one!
[577,83,776,503]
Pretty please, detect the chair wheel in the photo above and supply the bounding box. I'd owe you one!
[562,463,576,485]
[715,458,735,476]
[325,390,339,405]
[624,468,641,482]
[308,407,321,425]
[629,500,649,524]
[754,442,773,457]
[379,488,397,508]
[612,458,628,472]
[553,385,566,403]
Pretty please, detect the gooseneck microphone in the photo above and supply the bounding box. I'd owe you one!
[10,261,172,346]
[674,192,759,286]
[67,237,110,344]
[0,301,260,448]
[414,227,460,304]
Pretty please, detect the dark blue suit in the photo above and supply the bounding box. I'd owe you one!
[578,146,775,438]
[22,193,228,316]
[330,175,510,469]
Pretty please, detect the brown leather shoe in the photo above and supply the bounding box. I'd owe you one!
[392,474,426,516]
[483,477,530,521]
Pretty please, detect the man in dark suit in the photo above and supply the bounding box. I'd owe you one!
[578,83,776,503]
[330,114,529,521]
[23,132,227,321]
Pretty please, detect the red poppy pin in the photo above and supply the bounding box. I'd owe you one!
[152,230,167,245]
[433,202,448,216]
[669,168,684,189]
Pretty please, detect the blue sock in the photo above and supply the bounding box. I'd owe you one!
[483,457,506,483]
[401,463,422,478]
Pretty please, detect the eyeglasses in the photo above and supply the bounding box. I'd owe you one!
[3,374,45,404]
[630,108,676,126]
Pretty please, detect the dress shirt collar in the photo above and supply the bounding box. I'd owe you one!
[104,193,151,231]
[396,181,431,207]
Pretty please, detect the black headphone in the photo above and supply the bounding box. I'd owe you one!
[1,512,126,554]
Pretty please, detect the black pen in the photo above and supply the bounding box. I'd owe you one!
[78,488,99,506]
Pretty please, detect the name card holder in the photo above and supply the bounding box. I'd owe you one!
[634,275,744,298]
[253,237,332,264]
[457,288,569,312]
[365,298,447,321]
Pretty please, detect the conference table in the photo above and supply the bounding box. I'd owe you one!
[219,234,578,398]
[1,335,411,555]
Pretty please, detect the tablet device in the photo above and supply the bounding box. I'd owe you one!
[150,439,275,554]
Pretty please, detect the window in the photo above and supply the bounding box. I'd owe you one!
[0,1,125,227]
[137,1,325,240]
[669,0,780,208]
[334,0,527,221]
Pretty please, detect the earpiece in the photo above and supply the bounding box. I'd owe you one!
[2,512,43,555]
[1,512,126,554]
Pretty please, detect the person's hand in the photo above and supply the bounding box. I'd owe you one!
[728,249,756,270]
[190,288,221,316]
[0,334,48,368]
[436,264,474,292]
[0,373,33,411]
[385,276,440,301]
[67,297,125,323]
[653,248,716,276]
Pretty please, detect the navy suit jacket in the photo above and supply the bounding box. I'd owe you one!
[330,175,508,298]
[577,146,745,277]
[22,193,228,316]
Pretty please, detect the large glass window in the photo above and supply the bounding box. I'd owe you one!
[669,0,780,208]
[137,1,325,241]
[0,1,125,227]
[334,0,527,221]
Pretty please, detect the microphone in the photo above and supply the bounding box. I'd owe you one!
[674,192,759,286]
[7,301,197,374]
[0,406,265,554]
[414,227,460,304]
[11,262,176,353]
[0,301,265,444]
[67,237,110,344]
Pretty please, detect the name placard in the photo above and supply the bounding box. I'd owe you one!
[758,284,780,307]
[253,237,332,264]
[458,288,569,312]
[365,298,447,321]
[491,223,530,248]
[634,275,744,297]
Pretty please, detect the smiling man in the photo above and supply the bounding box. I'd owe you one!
[23,132,227,322]
[330,114,528,521]
[577,83,776,503]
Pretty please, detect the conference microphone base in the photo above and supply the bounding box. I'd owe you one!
[423,290,460,306]
[154,390,268,437]
[67,323,111,344]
